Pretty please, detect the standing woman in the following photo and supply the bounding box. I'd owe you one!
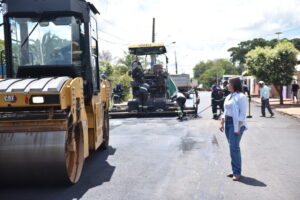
[220,77,247,181]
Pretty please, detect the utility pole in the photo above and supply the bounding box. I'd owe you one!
[151,18,156,67]
[175,50,178,74]
[152,18,155,43]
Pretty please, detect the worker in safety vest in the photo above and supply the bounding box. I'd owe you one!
[211,85,223,120]
[113,82,124,103]
[172,92,187,120]
[138,83,150,112]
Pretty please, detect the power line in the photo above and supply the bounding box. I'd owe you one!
[99,29,130,43]
[100,38,129,46]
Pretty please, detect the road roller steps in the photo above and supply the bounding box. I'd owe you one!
[0,0,112,184]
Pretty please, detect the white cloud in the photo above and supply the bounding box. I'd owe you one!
[89,0,300,76]
[1,0,300,76]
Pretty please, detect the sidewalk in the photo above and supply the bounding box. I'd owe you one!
[252,98,300,119]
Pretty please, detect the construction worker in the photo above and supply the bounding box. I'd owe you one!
[221,81,231,108]
[138,83,150,112]
[194,88,200,117]
[172,92,187,120]
[132,61,144,84]
[222,81,231,98]
[113,82,124,103]
[211,85,224,120]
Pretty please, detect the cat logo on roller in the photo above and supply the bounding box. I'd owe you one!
[4,95,17,103]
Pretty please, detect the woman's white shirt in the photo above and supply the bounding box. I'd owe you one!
[222,92,247,132]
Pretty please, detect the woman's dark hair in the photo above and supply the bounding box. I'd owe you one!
[229,77,243,93]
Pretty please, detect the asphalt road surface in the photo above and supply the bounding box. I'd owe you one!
[1,92,300,200]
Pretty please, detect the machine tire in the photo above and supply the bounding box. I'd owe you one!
[100,109,109,150]
[65,119,85,184]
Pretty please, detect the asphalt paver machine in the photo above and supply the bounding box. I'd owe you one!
[110,43,196,118]
[0,0,111,184]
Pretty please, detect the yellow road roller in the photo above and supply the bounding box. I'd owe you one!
[0,0,111,184]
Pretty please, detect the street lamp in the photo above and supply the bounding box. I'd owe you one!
[168,42,178,74]
[275,32,282,40]
[175,50,178,74]
[166,42,177,74]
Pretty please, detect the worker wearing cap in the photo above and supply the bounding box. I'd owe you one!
[211,85,224,120]
[258,81,274,117]
[138,83,150,112]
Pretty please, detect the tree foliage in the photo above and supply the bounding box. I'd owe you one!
[99,51,134,101]
[246,40,298,104]
[0,40,5,65]
[0,40,4,51]
[110,68,132,100]
[193,59,239,89]
[228,38,300,66]
[99,61,113,77]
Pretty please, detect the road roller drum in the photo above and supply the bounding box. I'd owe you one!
[0,130,84,183]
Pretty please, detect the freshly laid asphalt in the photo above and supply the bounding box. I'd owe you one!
[0,92,300,200]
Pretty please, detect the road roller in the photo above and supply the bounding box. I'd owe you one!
[0,0,111,184]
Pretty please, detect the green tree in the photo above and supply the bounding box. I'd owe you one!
[193,61,210,80]
[228,38,269,66]
[228,38,300,68]
[110,73,132,100]
[0,40,5,65]
[246,40,298,104]
[193,59,238,89]
[106,51,136,101]
[99,61,113,77]
[290,38,300,50]
[0,40,4,51]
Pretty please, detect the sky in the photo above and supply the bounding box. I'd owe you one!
[2,0,300,77]
[89,0,300,77]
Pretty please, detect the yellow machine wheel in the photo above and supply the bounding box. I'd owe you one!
[65,120,85,184]
[100,109,109,150]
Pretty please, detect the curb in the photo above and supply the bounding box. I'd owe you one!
[251,99,300,120]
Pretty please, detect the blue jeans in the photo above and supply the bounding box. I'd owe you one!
[225,118,246,176]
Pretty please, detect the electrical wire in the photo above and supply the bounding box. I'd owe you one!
[99,29,130,43]
[100,38,129,46]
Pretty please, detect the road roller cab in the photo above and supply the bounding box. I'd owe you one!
[0,0,111,184]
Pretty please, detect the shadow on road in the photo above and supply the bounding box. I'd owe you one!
[0,146,116,200]
[177,114,202,122]
[239,176,267,187]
